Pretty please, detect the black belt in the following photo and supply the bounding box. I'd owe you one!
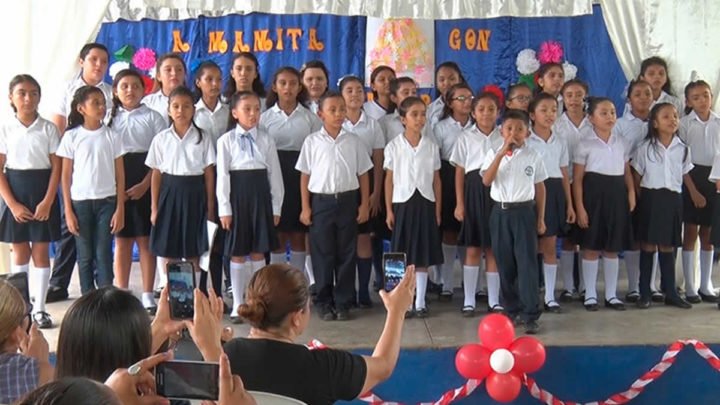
[498,200,534,210]
[313,190,357,200]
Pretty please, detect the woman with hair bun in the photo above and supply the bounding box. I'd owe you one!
[195,263,416,405]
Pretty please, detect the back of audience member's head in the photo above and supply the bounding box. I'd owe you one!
[239,264,309,330]
[16,377,120,405]
[0,279,27,350]
[56,287,152,382]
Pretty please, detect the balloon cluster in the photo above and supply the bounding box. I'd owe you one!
[455,314,546,403]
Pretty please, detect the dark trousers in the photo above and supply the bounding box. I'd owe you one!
[310,192,358,310]
[490,204,541,322]
[49,188,80,290]
[200,229,229,295]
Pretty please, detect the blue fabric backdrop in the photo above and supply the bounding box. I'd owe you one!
[96,4,626,109]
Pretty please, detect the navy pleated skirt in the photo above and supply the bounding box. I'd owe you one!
[541,177,568,237]
[440,160,461,233]
[458,170,493,248]
[636,188,682,246]
[150,174,208,258]
[391,191,442,267]
[224,169,279,257]
[682,165,714,226]
[118,152,151,238]
[576,173,633,252]
[0,169,60,243]
[277,150,307,233]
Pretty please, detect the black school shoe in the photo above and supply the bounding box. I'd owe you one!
[33,312,53,329]
[686,295,702,304]
[665,295,692,309]
[336,308,351,321]
[319,306,336,321]
[46,286,69,303]
[604,298,626,311]
[524,320,540,335]
[636,298,651,309]
[699,291,719,303]
[651,290,665,303]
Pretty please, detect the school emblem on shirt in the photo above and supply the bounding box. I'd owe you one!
[525,166,534,177]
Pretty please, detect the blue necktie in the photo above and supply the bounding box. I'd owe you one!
[239,133,255,157]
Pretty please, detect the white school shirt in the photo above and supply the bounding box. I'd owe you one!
[553,112,592,166]
[109,105,166,153]
[623,91,685,118]
[573,130,630,176]
[450,126,502,172]
[342,112,385,158]
[0,116,60,170]
[295,127,373,194]
[142,92,170,125]
[526,130,569,179]
[708,153,720,183]
[427,97,445,127]
[614,111,648,158]
[678,110,720,166]
[145,126,216,176]
[481,145,548,203]
[216,126,284,217]
[307,100,319,114]
[56,125,124,200]
[384,134,441,203]
[379,111,437,146]
[433,116,473,161]
[260,104,322,151]
[363,101,389,121]
[194,99,230,146]
[632,137,693,193]
[54,76,113,119]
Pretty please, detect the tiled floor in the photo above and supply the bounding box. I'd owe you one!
[39,262,720,351]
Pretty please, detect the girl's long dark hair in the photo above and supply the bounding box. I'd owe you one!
[536,63,564,95]
[434,61,466,99]
[66,86,105,132]
[683,80,712,115]
[265,66,308,110]
[8,74,41,113]
[223,52,266,100]
[168,86,204,144]
[193,60,222,104]
[645,102,687,163]
[108,69,145,128]
[640,56,673,95]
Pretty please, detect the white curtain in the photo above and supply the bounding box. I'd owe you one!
[0,0,111,117]
[601,0,720,108]
[105,0,593,21]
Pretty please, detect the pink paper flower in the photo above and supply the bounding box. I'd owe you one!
[538,41,563,64]
[132,48,157,71]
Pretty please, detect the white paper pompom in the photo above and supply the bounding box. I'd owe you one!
[516,49,540,75]
[563,62,578,81]
[148,65,157,79]
[109,61,130,80]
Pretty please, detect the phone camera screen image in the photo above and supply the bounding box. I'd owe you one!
[157,361,219,400]
[383,254,406,292]
[168,263,194,320]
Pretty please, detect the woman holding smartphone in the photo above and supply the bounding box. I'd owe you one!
[192,263,416,405]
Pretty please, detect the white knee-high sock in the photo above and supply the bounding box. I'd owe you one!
[11,263,29,274]
[230,262,249,316]
[33,267,51,313]
[270,252,286,264]
[560,251,575,292]
[624,250,640,292]
[602,257,620,301]
[415,271,428,309]
[289,251,306,273]
[304,255,315,285]
[487,272,501,308]
[543,263,558,303]
[441,243,456,292]
[251,260,265,273]
[699,249,715,295]
[463,265,479,307]
[650,252,659,292]
[582,259,598,300]
[682,250,697,296]
[578,257,585,292]
[157,257,167,287]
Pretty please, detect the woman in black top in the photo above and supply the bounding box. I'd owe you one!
[195,263,416,405]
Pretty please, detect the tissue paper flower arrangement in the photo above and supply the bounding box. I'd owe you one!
[108,45,158,95]
[515,41,577,90]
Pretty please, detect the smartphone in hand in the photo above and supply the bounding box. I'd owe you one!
[167,262,195,320]
[156,360,219,400]
[383,252,407,292]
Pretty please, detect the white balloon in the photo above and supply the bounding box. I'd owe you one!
[489,348,515,374]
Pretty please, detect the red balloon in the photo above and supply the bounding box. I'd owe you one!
[510,336,547,374]
[478,314,515,350]
[486,372,522,403]
[455,344,492,380]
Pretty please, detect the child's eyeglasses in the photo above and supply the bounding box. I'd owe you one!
[452,96,474,102]
[510,95,532,102]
